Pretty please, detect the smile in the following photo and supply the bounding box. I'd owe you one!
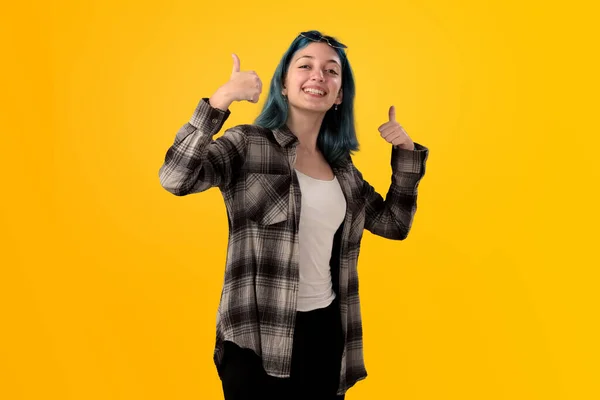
[303,88,326,96]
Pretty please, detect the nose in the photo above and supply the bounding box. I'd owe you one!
[310,69,325,82]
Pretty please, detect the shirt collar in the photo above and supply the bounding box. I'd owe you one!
[272,124,299,148]
[271,124,352,171]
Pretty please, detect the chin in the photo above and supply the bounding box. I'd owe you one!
[306,104,330,112]
[297,101,333,114]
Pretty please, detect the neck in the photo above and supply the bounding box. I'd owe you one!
[285,106,326,154]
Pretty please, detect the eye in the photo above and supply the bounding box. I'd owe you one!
[327,69,339,75]
[299,65,310,69]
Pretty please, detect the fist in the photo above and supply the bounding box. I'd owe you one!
[223,53,263,103]
[378,105,414,150]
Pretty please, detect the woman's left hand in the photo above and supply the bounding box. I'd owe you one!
[378,105,415,150]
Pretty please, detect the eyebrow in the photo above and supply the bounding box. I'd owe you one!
[295,55,341,66]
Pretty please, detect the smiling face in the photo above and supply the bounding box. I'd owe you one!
[282,42,343,114]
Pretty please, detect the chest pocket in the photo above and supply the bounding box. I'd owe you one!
[245,172,291,225]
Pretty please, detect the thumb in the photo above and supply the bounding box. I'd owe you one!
[388,105,396,122]
[231,53,241,74]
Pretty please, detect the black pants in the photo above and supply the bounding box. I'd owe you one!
[220,297,345,400]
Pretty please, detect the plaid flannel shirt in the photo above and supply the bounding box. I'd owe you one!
[158,98,429,395]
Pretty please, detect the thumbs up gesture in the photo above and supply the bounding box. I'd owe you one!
[378,106,415,150]
[227,54,263,103]
[214,53,263,105]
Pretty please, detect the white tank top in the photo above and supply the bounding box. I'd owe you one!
[295,169,347,312]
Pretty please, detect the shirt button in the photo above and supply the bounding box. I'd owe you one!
[211,118,218,124]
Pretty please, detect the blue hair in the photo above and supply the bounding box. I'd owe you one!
[254,30,359,168]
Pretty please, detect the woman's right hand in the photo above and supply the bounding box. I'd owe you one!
[209,54,263,110]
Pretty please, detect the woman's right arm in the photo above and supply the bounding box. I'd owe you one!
[158,54,262,196]
[158,97,248,196]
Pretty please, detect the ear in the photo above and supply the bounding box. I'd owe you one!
[336,88,343,104]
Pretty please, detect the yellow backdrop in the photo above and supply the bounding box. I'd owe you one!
[2,0,599,399]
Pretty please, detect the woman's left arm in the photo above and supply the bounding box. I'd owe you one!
[355,143,429,240]
[358,105,429,239]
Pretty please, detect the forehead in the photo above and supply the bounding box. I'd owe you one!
[292,42,341,65]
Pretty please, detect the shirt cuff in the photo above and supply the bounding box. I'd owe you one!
[188,97,231,135]
[391,142,429,174]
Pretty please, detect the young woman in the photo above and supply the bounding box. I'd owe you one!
[159,30,429,400]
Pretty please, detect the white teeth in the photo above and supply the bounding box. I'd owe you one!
[303,88,325,96]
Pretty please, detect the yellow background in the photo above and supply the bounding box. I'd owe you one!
[2,0,599,399]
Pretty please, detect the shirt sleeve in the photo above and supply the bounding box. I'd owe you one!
[158,98,248,196]
[358,142,429,240]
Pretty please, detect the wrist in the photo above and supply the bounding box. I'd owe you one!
[399,140,415,151]
[209,86,234,111]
